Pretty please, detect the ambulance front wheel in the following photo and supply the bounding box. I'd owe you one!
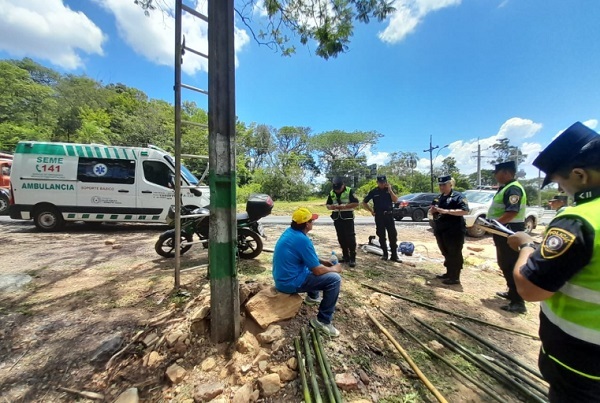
[33,205,65,232]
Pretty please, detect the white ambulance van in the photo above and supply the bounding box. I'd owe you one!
[9,141,209,231]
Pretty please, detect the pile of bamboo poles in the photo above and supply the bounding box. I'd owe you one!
[368,305,549,403]
[294,327,343,403]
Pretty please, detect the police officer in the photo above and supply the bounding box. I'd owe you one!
[548,194,568,214]
[326,176,359,267]
[488,160,528,313]
[508,121,600,401]
[429,175,469,285]
[362,175,401,262]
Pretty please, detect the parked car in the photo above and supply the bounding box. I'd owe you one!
[428,189,543,237]
[0,188,9,215]
[393,192,438,222]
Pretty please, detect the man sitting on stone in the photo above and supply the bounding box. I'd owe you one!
[272,207,343,337]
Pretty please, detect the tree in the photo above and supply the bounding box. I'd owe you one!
[135,0,395,59]
[490,138,527,168]
[310,129,381,186]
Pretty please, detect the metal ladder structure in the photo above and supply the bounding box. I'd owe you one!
[173,0,239,342]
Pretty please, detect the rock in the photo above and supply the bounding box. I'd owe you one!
[241,364,252,374]
[258,360,268,372]
[274,365,297,382]
[142,332,158,347]
[166,363,187,384]
[190,319,209,336]
[166,331,183,347]
[335,373,359,391]
[357,368,370,385]
[201,357,217,372]
[105,239,116,245]
[239,282,263,306]
[271,338,286,352]
[467,246,484,252]
[174,341,187,355]
[193,382,223,402]
[350,400,372,403]
[114,388,139,403]
[91,334,124,364]
[256,325,283,344]
[428,340,445,351]
[191,305,211,321]
[236,331,260,356]
[251,389,260,401]
[286,357,298,370]
[143,351,162,367]
[258,373,281,397]
[252,349,270,365]
[245,287,303,329]
[232,384,253,403]
[112,244,123,249]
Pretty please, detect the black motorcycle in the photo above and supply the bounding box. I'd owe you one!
[155,194,273,259]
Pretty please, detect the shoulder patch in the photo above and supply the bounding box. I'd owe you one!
[509,195,520,205]
[541,227,576,259]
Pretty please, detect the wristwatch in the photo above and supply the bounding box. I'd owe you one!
[518,242,536,251]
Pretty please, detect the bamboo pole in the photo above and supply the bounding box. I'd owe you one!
[414,317,547,403]
[313,326,344,403]
[481,355,549,398]
[379,309,504,403]
[301,328,323,403]
[366,310,448,403]
[361,283,538,339]
[310,329,336,403]
[295,337,312,403]
[447,321,544,381]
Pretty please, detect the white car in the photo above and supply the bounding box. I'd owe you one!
[428,189,543,237]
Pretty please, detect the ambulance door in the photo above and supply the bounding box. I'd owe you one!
[76,157,137,218]
[138,160,176,221]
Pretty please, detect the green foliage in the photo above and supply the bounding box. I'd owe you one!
[237,182,263,203]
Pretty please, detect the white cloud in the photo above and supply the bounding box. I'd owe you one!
[364,145,390,166]
[379,0,461,44]
[0,0,105,69]
[550,119,599,141]
[96,0,249,75]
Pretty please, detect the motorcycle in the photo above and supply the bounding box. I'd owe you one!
[155,193,274,259]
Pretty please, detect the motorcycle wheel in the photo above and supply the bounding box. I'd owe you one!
[155,229,193,258]
[237,228,263,259]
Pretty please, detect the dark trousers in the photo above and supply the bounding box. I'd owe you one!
[333,218,356,259]
[375,214,398,257]
[493,233,524,304]
[435,229,465,280]
[539,348,600,402]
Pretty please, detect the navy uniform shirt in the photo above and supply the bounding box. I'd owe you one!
[434,190,468,232]
[497,179,525,231]
[363,187,394,214]
[520,187,599,376]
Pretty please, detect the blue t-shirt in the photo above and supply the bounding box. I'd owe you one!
[272,227,321,293]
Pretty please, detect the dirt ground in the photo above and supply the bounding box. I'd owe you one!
[0,218,548,402]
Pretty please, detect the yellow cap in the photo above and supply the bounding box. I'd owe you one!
[292,207,319,224]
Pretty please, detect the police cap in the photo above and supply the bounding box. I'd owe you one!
[437,175,452,184]
[332,176,344,190]
[494,161,516,174]
[533,122,599,187]
[376,175,387,183]
[549,195,568,203]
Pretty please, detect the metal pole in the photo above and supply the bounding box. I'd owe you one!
[477,142,481,187]
[173,0,183,291]
[208,0,239,342]
[423,135,439,192]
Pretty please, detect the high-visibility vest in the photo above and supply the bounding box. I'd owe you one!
[487,181,527,222]
[541,197,600,379]
[330,187,355,220]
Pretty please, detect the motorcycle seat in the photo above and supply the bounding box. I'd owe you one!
[237,212,250,221]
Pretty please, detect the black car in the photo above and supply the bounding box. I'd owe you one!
[393,193,438,222]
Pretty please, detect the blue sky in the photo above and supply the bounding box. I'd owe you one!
[1,0,599,181]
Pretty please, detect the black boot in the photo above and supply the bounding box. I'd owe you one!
[349,252,356,268]
[380,253,388,261]
[390,253,402,263]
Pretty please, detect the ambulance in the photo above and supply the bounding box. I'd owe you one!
[9,141,209,231]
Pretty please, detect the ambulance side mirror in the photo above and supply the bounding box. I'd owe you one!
[191,187,203,197]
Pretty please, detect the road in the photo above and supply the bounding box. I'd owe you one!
[0,215,429,228]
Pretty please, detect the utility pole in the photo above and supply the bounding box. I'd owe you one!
[423,135,439,192]
[208,0,239,343]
